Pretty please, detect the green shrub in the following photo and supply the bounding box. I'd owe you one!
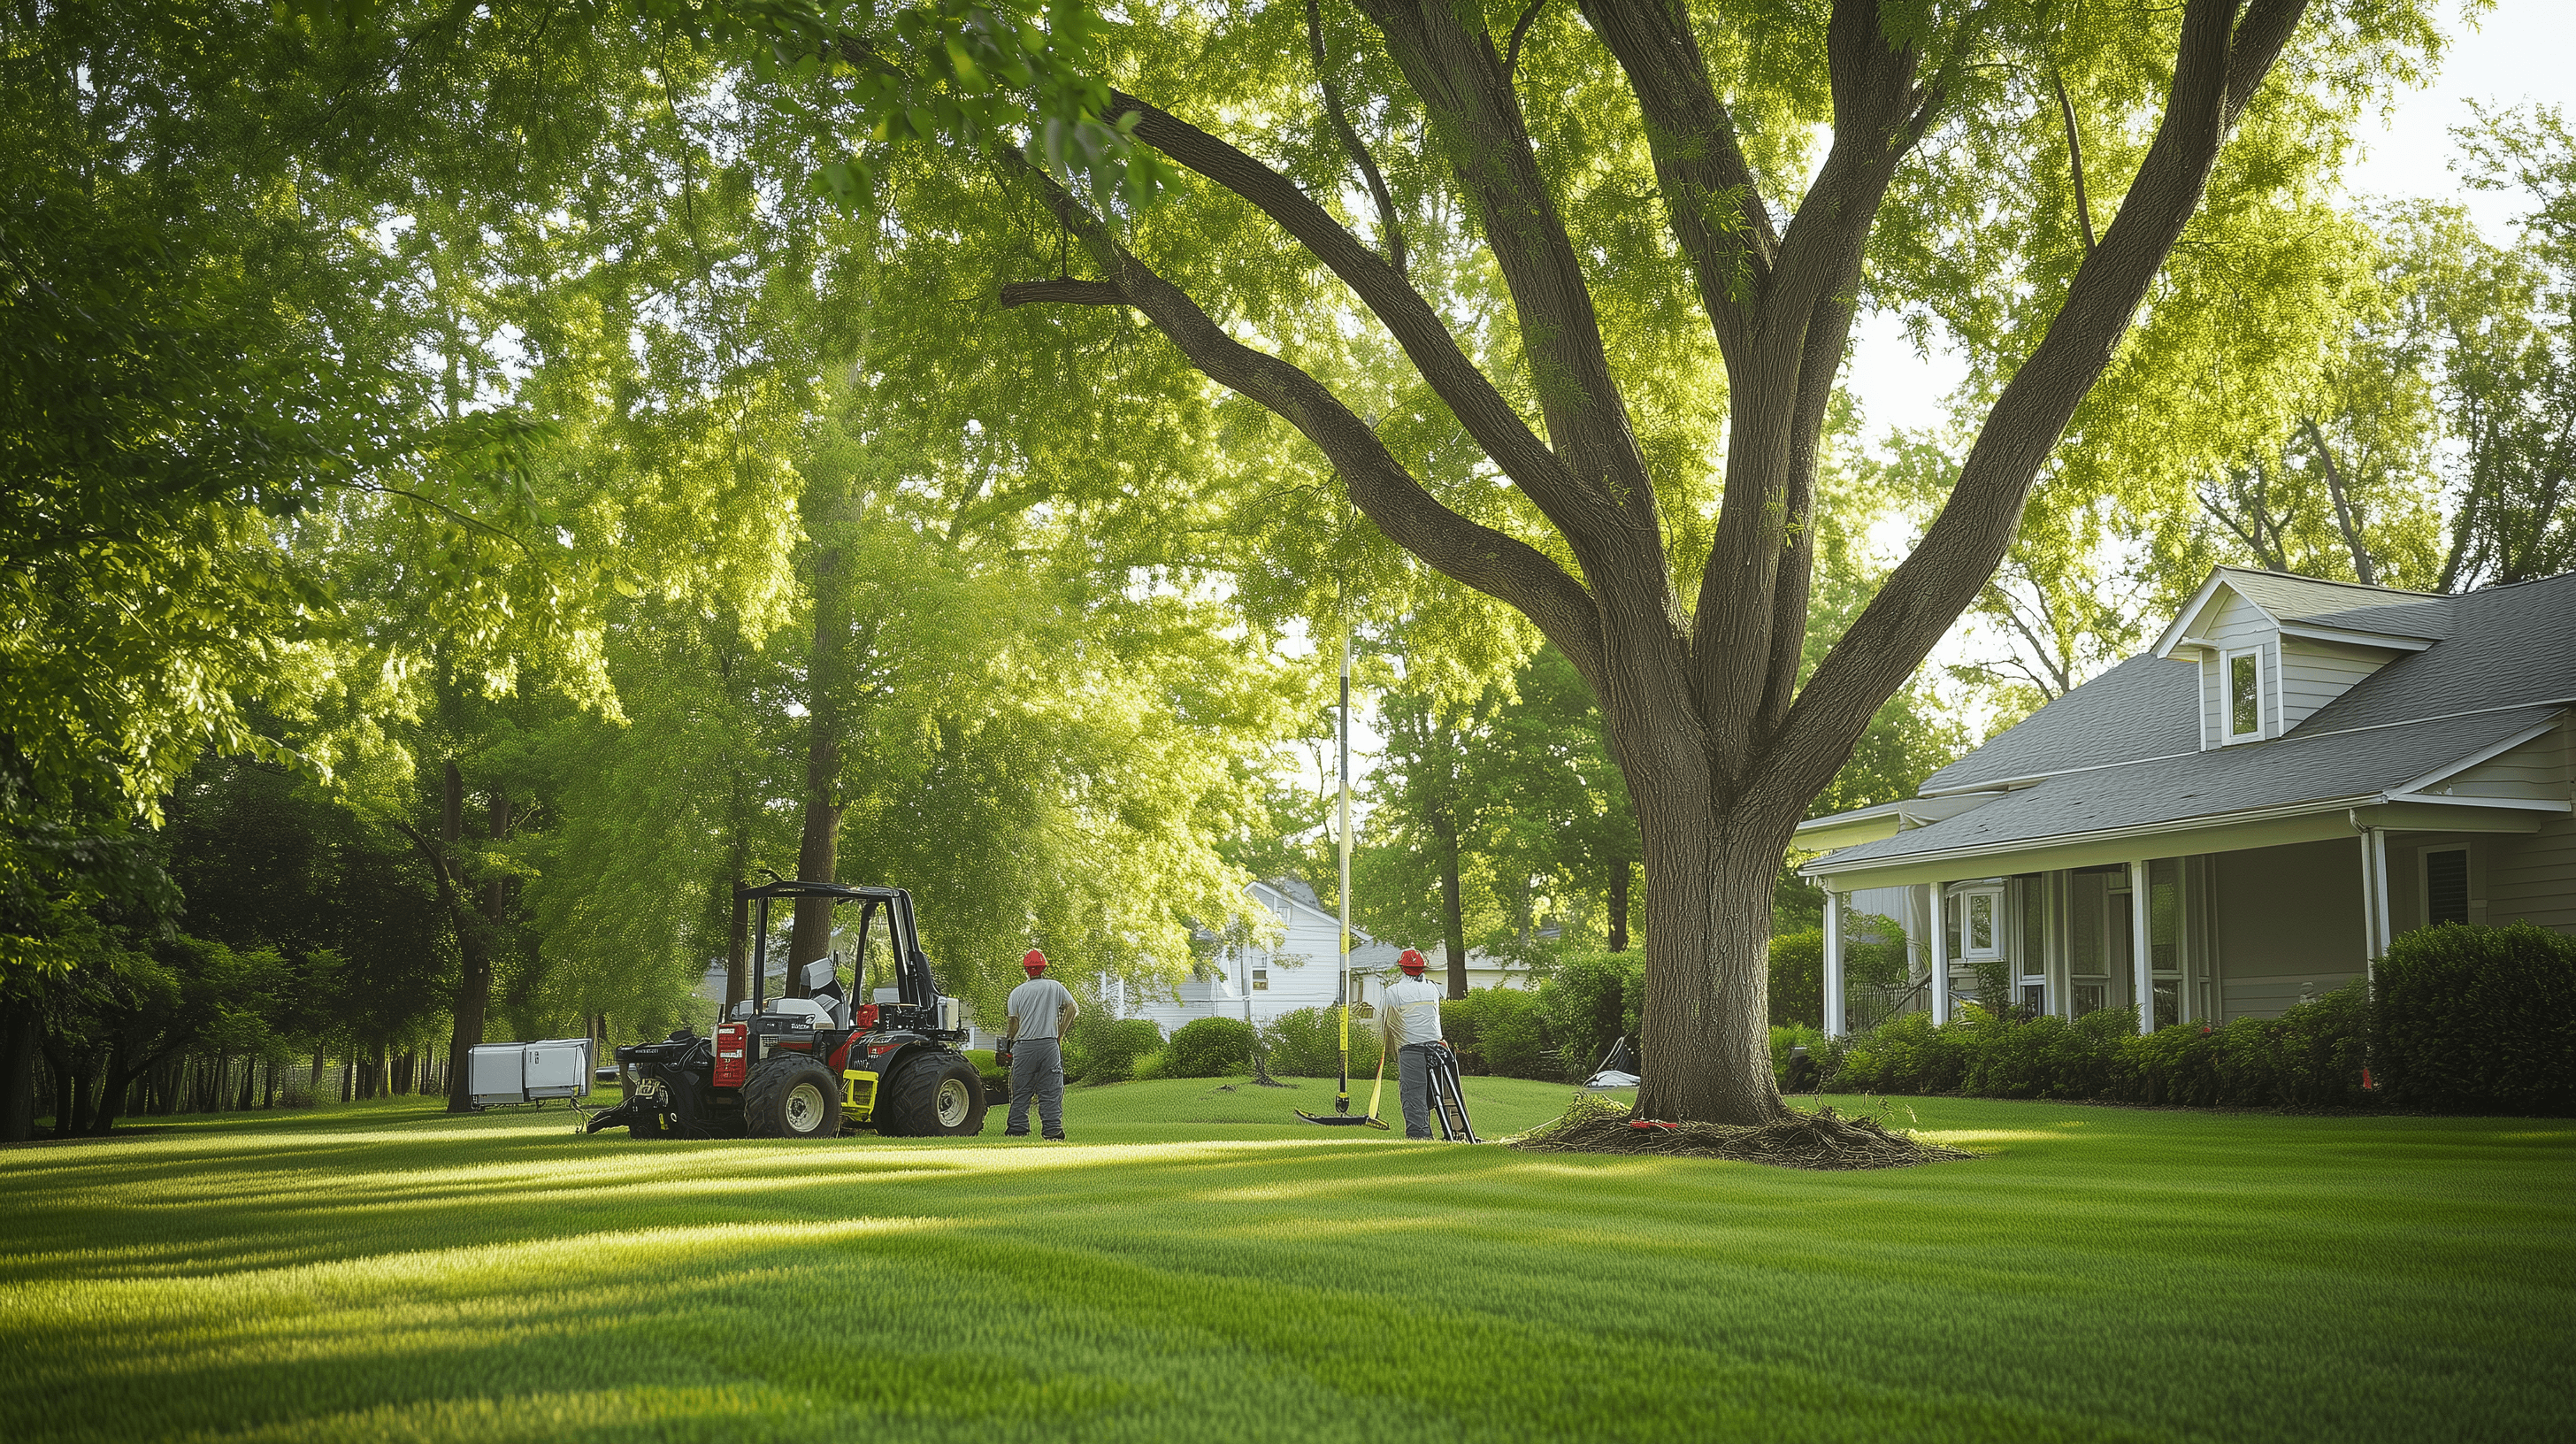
[1164,1016,1257,1078]
[2375,923,2576,1114]
[1821,981,2383,1110]
[1259,1006,1381,1079]
[1535,949,1644,1077]
[1128,1047,1171,1081]
[1768,1024,1838,1091]
[1062,1017,1165,1085]
[964,1049,1010,1101]
[1769,930,1822,1027]
[1442,987,1555,1079]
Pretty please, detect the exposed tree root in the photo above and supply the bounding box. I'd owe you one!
[1508,1093,1975,1171]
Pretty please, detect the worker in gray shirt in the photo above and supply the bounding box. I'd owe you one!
[1380,949,1445,1139]
[1000,949,1077,1140]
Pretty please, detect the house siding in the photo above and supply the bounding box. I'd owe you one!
[2204,593,2279,742]
[1122,883,1403,1036]
[2279,638,2389,733]
[2427,720,2570,801]
[2210,838,2368,1019]
[2488,811,2576,932]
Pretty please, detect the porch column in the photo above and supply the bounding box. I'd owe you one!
[1821,888,1845,1039]
[1928,883,1950,1024]
[2129,858,2155,1036]
[2358,827,2391,997]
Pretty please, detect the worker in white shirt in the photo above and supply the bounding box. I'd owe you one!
[1380,948,1446,1139]
[1000,949,1077,1140]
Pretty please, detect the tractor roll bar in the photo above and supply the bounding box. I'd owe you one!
[736,880,939,1015]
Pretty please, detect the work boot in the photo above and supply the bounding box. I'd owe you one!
[1044,1132,1067,1141]
[1004,1128,1030,1138]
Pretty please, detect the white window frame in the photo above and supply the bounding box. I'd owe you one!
[1955,885,2005,963]
[2420,846,2471,929]
[2223,647,2264,742]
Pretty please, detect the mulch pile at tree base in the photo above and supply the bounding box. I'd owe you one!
[1508,1094,1975,1171]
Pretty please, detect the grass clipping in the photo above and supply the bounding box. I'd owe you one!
[1510,1094,1974,1171]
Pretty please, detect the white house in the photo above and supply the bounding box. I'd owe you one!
[1798,565,2576,1037]
[1115,878,1406,1033]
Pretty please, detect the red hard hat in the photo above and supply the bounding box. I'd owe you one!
[1023,949,1047,972]
[1399,949,1427,974]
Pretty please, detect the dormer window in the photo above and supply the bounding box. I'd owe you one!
[2225,648,2262,741]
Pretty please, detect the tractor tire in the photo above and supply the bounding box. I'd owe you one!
[878,1054,986,1138]
[626,1109,666,1140]
[742,1053,842,1140]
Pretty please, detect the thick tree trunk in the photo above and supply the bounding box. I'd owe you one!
[0,1001,35,1142]
[1606,860,1631,953]
[63,1062,95,1137]
[1433,810,1468,999]
[1629,783,1792,1126]
[441,764,503,1113]
[788,542,849,993]
[726,830,751,1010]
[89,1041,128,1135]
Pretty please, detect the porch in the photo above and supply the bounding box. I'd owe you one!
[1817,810,2574,1036]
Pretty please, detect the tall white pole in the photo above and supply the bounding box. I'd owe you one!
[1336,608,1354,1113]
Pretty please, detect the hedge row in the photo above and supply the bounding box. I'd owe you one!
[1792,984,2373,1108]
[1043,923,2572,1115]
[1785,923,2575,1116]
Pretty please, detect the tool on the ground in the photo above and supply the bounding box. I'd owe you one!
[1296,1049,1390,1128]
[1426,1041,1481,1142]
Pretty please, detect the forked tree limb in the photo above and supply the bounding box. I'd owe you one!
[1352,0,1667,559]
[999,161,1609,688]
[1768,0,2313,810]
[1097,91,1606,556]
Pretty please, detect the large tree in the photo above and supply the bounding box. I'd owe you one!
[785,0,2432,1122]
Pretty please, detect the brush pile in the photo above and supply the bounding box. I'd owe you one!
[1509,1094,1974,1170]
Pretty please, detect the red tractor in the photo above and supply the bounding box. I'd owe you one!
[586,880,987,1141]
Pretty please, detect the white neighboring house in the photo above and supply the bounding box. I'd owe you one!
[1115,878,1406,1034]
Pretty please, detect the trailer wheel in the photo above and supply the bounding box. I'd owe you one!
[743,1053,842,1140]
[879,1055,985,1138]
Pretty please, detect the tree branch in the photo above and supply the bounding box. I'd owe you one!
[1098,89,1603,550]
[1347,0,1663,554]
[999,279,1124,307]
[1000,160,1607,689]
[2053,71,2099,255]
[1305,0,1407,277]
[1505,0,1549,79]
[1764,0,2314,809]
[2299,416,2376,583]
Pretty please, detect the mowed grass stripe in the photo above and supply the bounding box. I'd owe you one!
[2,1079,2568,1442]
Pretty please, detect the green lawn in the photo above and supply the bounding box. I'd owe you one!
[4,1078,2571,1443]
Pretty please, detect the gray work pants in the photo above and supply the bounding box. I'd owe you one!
[1006,1037,1064,1138]
[1398,1043,1435,1139]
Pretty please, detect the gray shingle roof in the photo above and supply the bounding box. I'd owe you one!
[1826,568,2576,872]
[1919,654,2201,795]
[1920,570,2576,796]
[2292,572,2576,734]
[2215,566,2441,626]
[1819,705,2563,870]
